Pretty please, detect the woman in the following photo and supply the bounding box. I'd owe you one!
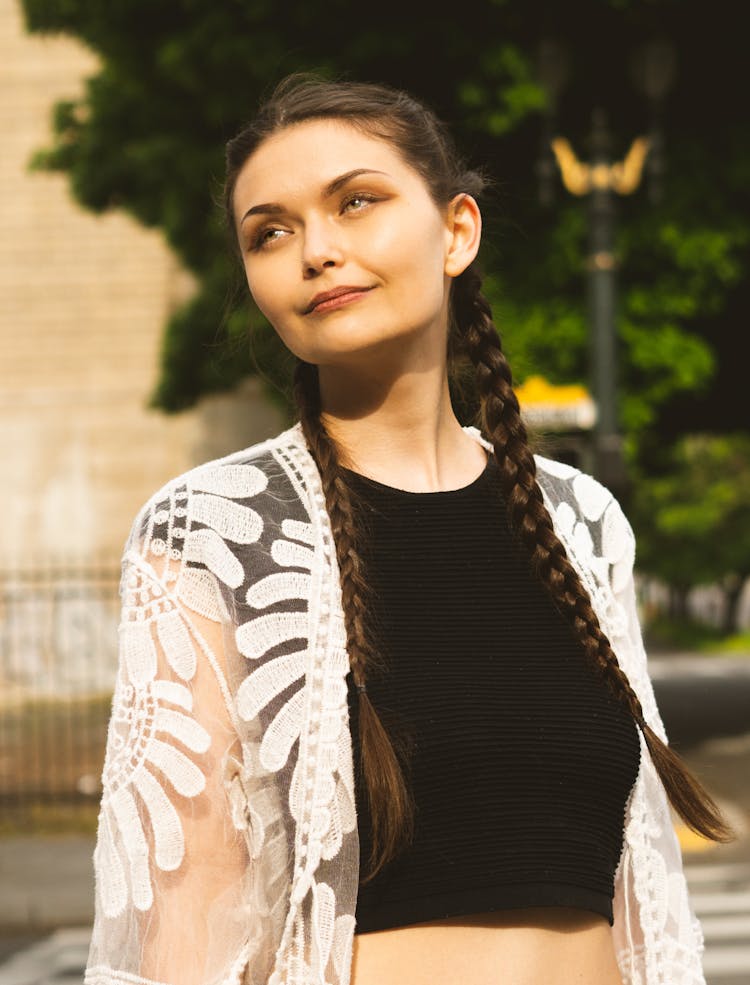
[84,73,733,985]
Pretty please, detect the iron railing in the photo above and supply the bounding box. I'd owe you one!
[0,558,120,829]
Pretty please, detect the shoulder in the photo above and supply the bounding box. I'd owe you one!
[534,454,613,516]
[140,424,302,507]
[534,453,635,595]
[123,423,309,558]
[534,452,621,525]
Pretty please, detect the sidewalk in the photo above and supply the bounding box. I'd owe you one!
[1,770,747,938]
[0,836,94,934]
[649,651,750,678]
[1,653,747,938]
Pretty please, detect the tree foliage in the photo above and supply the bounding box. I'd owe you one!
[20,0,750,448]
[631,434,750,630]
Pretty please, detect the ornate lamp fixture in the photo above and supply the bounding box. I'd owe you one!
[536,38,676,493]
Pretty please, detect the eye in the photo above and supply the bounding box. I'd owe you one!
[249,226,287,252]
[342,192,379,212]
[342,192,380,212]
[247,193,381,253]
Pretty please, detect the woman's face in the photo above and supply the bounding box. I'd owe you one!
[232,118,478,368]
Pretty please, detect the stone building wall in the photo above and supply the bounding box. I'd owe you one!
[0,0,284,564]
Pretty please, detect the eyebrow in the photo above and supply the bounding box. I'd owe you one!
[239,168,391,225]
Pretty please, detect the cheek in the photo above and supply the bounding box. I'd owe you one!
[243,264,280,321]
[243,263,308,357]
[366,208,446,288]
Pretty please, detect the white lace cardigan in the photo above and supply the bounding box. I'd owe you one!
[84,421,706,985]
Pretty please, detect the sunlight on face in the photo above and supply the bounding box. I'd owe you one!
[232,119,459,368]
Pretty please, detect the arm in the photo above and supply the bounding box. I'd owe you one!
[85,512,253,985]
[608,512,667,744]
[606,504,707,984]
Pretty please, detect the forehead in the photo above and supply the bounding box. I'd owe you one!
[233,118,416,216]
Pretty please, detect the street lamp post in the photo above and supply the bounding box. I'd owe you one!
[537,39,675,496]
[587,111,620,489]
[550,117,650,493]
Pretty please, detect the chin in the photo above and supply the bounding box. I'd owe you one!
[319,325,430,364]
[279,318,379,356]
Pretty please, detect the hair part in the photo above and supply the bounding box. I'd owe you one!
[224,72,734,882]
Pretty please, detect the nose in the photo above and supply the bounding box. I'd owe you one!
[301,216,344,276]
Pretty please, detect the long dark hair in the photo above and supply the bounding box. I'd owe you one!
[223,71,734,882]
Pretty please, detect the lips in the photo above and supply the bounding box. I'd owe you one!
[305,286,374,314]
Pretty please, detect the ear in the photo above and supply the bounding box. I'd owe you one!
[443,193,482,277]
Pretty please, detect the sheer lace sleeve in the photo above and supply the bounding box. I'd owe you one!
[534,459,706,983]
[85,498,253,985]
[608,514,667,744]
[606,508,706,985]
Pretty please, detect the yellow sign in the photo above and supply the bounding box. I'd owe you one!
[515,376,597,430]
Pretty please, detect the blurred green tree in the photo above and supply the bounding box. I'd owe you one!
[20,0,750,458]
[631,434,750,632]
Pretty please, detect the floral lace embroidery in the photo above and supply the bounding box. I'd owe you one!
[87,424,706,985]
[528,449,705,985]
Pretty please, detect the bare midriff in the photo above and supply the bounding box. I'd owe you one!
[350,907,624,985]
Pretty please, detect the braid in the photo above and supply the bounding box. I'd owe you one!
[452,265,733,845]
[293,360,416,882]
[224,70,733,861]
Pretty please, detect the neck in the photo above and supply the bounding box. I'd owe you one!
[316,334,486,494]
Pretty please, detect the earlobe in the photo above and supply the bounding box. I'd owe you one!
[444,193,482,278]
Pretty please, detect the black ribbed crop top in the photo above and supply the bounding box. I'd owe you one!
[342,451,640,934]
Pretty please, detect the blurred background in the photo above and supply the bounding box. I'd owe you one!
[0,0,748,981]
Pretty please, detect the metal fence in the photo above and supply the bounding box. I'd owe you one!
[0,558,120,830]
[1,557,746,833]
